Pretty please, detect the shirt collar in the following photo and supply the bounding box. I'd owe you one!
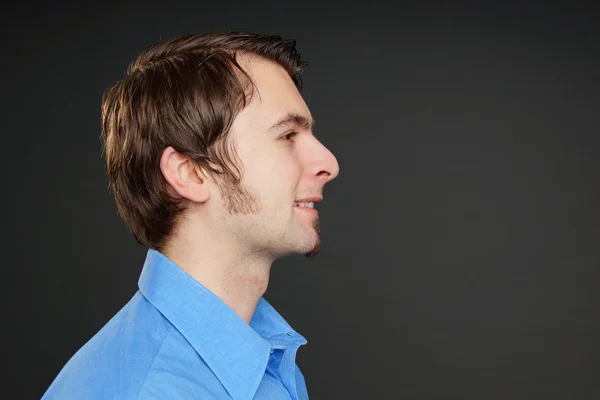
[138,249,306,400]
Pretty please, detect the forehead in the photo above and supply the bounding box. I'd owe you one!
[234,55,312,131]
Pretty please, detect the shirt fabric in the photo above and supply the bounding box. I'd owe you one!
[42,249,309,399]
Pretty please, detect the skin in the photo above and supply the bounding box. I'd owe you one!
[159,54,339,323]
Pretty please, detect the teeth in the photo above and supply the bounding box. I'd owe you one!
[294,201,314,208]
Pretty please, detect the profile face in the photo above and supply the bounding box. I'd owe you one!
[213,55,339,259]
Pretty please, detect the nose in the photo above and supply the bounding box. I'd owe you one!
[308,136,339,183]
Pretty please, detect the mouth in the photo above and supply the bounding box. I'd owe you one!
[293,198,320,217]
[293,201,315,208]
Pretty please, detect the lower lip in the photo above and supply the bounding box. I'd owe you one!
[294,205,319,217]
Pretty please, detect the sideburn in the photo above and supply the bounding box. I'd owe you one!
[218,176,262,215]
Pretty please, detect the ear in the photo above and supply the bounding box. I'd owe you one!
[159,146,211,203]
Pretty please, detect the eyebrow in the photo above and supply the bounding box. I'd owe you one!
[268,112,315,132]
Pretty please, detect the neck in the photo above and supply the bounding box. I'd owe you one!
[162,229,273,324]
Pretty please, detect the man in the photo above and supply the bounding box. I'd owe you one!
[42,32,339,399]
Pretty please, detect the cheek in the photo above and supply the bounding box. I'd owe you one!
[276,153,302,183]
[239,142,302,192]
[261,159,302,209]
[263,159,300,196]
[259,144,302,177]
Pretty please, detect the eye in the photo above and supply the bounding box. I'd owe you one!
[282,131,298,141]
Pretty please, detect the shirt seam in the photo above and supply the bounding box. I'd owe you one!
[135,324,174,400]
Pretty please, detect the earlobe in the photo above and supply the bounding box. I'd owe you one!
[159,146,210,203]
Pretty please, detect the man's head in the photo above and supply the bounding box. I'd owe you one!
[101,32,339,260]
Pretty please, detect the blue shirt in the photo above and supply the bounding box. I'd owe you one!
[42,249,309,399]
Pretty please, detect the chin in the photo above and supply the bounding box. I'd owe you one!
[303,220,322,259]
[288,238,318,256]
[282,218,322,259]
[304,243,321,260]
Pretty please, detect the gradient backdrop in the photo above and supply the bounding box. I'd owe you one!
[3,1,600,399]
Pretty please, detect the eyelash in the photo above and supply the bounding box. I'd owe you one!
[282,131,298,141]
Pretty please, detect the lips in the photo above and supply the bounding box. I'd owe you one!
[293,197,321,217]
[294,197,323,204]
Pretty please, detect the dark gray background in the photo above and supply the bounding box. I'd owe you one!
[3,1,599,399]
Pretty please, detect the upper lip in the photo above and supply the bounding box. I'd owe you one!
[294,197,323,203]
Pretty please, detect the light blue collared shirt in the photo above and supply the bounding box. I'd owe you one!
[43,250,309,399]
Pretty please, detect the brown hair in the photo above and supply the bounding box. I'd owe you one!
[100,32,308,251]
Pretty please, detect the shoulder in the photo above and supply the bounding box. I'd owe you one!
[43,292,230,399]
[42,292,172,399]
[135,328,230,399]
